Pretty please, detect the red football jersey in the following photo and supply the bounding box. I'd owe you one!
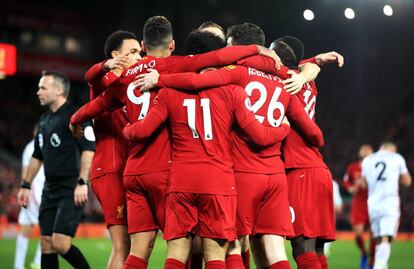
[71,45,261,175]
[123,85,290,195]
[343,161,368,201]
[84,62,128,179]
[157,65,323,174]
[237,55,326,169]
[282,81,326,169]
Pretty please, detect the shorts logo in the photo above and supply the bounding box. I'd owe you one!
[117,205,124,219]
[289,206,296,223]
[50,133,61,147]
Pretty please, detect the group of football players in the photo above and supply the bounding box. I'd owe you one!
[70,15,346,269]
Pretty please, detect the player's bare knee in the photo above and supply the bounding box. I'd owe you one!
[203,238,228,261]
[51,233,71,255]
[41,236,54,253]
[227,238,242,255]
[167,236,192,263]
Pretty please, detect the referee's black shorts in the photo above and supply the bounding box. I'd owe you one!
[39,178,83,237]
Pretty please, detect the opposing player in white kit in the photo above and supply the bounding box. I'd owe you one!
[14,126,45,269]
[361,141,412,269]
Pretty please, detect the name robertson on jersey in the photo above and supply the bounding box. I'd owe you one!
[248,67,280,82]
[125,60,156,76]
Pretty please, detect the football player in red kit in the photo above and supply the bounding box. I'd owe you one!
[271,36,342,269]
[136,25,325,269]
[71,16,280,269]
[343,144,374,269]
[82,30,140,269]
[122,75,292,269]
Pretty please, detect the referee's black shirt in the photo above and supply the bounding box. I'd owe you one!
[32,102,95,181]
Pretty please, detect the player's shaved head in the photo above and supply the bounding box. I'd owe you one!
[270,36,304,69]
[104,30,137,59]
[380,141,397,152]
[184,30,225,55]
[226,22,265,46]
[198,21,225,41]
[358,144,373,159]
[143,16,173,51]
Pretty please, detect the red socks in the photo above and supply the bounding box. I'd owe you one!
[124,255,148,269]
[242,251,250,269]
[295,252,322,269]
[165,258,186,269]
[186,253,203,269]
[356,235,367,255]
[206,260,226,269]
[226,254,245,269]
[318,255,328,269]
[268,260,291,269]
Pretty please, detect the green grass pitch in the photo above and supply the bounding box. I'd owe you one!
[1,237,413,268]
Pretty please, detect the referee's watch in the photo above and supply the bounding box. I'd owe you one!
[77,178,89,186]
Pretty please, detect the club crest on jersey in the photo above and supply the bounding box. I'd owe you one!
[224,65,237,70]
[50,133,61,147]
[117,205,124,219]
[38,134,44,148]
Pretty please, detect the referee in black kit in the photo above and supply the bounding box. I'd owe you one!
[17,70,95,269]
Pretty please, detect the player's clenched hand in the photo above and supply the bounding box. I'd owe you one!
[17,188,30,208]
[281,116,290,127]
[283,70,306,95]
[135,68,160,91]
[315,51,344,67]
[256,46,281,70]
[122,123,134,140]
[74,185,88,206]
[69,124,84,140]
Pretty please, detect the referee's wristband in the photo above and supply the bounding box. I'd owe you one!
[20,181,31,190]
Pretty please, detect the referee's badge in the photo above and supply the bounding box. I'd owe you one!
[50,133,61,147]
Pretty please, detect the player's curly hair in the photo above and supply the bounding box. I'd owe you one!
[270,36,304,69]
[226,22,265,46]
[143,16,173,51]
[184,30,226,55]
[104,30,137,59]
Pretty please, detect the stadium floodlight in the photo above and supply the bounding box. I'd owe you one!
[344,8,355,20]
[383,5,393,16]
[303,9,315,21]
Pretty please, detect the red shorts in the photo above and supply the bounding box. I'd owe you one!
[235,172,294,237]
[91,173,127,227]
[351,197,369,226]
[163,192,237,241]
[123,171,168,234]
[286,167,336,241]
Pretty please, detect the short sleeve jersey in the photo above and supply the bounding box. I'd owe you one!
[282,81,327,169]
[343,161,367,201]
[362,150,408,207]
[157,65,323,174]
[33,102,95,180]
[86,62,129,179]
[147,85,258,195]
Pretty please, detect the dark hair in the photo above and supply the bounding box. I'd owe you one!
[198,21,225,39]
[270,36,304,69]
[104,30,137,59]
[41,70,70,97]
[184,30,226,55]
[226,22,265,46]
[143,16,173,51]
